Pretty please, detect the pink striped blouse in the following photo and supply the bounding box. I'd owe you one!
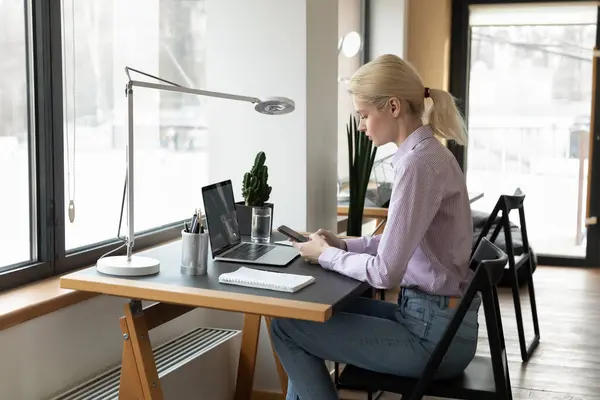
[319,125,474,297]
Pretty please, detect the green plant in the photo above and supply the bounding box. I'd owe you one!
[242,151,272,207]
[346,114,377,236]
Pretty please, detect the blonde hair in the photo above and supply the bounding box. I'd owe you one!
[348,54,467,146]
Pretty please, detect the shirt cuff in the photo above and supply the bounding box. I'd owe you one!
[319,247,343,270]
[344,238,365,253]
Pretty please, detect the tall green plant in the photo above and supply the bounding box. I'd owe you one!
[346,114,377,236]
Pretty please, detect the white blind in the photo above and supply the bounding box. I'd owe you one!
[469,2,598,26]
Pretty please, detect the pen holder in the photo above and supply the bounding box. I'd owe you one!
[180,229,209,276]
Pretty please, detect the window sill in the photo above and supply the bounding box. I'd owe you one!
[0,224,181,331]
[0,270,99,332]
[0,236,180,332]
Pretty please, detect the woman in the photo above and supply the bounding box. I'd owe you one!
[269,54,479,400]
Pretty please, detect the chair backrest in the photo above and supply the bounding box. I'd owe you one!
[406,238,512,400]
[471,190,530,265]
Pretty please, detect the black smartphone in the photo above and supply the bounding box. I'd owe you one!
[277,225,308,242]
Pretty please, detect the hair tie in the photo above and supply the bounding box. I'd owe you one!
[424,87,431,99]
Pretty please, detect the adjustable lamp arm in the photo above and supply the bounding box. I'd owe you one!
[96,66,294,277]
[127,80,261,105]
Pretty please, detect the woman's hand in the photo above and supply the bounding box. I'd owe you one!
[315,229,347,250]
[292,233,331,264]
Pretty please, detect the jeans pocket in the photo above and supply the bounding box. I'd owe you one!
[431,309,478,341]
[395,298,429,339]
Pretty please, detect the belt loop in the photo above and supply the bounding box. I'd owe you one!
[400,288,406,305]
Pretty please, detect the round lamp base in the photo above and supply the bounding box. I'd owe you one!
[97,255,160,276]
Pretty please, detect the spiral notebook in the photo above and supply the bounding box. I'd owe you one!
[218,266,315,293]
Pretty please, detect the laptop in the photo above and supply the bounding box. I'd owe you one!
[201,180,299,266]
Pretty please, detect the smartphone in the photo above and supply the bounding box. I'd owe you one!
[277,225,308,242]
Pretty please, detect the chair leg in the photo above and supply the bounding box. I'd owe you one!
[334,362,339,386]
[366,391,385,400]
[525,257,541,360]
[511,255,540,362]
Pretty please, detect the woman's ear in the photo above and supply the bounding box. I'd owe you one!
[388,97,401,118]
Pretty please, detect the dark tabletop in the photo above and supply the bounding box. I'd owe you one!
[61,232,370,321]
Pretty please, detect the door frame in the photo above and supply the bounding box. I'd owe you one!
[449,0,600,267]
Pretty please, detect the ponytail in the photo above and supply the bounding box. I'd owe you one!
[349,54,468,146]
[426,88,467,146]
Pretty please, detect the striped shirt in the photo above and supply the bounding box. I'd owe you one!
[319,125,473,297]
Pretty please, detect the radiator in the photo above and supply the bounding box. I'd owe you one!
[50,326,240,400]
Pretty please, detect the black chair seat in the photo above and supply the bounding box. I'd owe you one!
[338,356,497,398]
[473,228,524,256]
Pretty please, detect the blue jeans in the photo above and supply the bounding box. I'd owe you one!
[270,288,481,400]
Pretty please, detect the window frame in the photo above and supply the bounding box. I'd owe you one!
[0,0,183,292]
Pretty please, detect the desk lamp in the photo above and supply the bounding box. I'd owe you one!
[96,67,295,277]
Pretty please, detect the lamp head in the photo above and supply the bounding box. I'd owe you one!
[254,97,295,115]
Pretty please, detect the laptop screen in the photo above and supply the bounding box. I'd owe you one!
[201,180,241,256]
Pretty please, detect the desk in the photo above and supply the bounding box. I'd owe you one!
[60,234,369,399]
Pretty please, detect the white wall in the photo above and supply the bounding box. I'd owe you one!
[206,0,338,233]
[0,1,340,398]
[369,0,408,161]
[369,0,407,61]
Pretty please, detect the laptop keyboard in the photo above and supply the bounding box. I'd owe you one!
[225,243,276,261]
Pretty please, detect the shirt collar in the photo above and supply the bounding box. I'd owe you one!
[391,124,434,168]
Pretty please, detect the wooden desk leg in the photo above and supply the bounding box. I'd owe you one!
[264,317,288,395]
[119,318,145,399]
[122,300,164,400]
[234,313,262,400]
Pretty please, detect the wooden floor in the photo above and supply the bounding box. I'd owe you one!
[343,266,600,400]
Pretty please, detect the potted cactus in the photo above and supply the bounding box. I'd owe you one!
[234,151,274,237]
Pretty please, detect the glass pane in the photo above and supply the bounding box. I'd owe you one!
[62,0,208,251]
[466,5,597,257]
[0,1,31,269]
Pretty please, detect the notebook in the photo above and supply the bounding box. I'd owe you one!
[218,266,315,293]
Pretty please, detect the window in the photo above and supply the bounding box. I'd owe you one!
[0,0,207,291]
[62,0,208,251]
[0,0,32,271]
[467,4,597,259]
